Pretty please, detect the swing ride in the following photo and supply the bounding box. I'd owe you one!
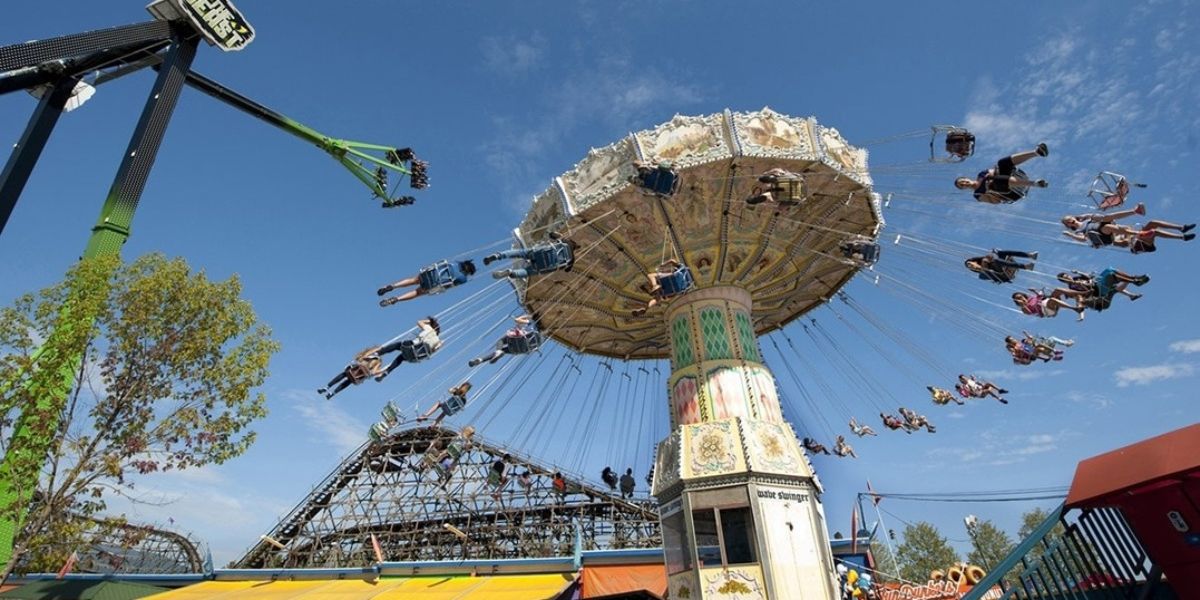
[2,7,1197,594]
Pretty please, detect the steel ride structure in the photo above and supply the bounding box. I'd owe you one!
[510,109,882,599]
[18,511,204,575]
[0,1,426,566]
[235,426,661,568]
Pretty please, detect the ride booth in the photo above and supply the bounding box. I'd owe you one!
[1064,423,1200,595]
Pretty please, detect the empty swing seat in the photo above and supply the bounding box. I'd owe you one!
[658,266,695,297]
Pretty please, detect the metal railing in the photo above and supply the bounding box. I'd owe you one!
[962,503,1172,600]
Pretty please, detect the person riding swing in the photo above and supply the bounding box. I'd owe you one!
[632,258,695,317]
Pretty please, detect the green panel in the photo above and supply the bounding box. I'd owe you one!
[734,311,760,362]
[671,314,694,368]
[699,307,732,360]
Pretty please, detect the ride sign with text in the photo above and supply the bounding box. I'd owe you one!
[172,0,255,51]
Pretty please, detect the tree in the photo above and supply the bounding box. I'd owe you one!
[895,522,959,583]
[966,519,1015,572]
[0,254,279,578]
[869,541,898,583]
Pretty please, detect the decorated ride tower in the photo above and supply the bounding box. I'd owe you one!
[512,109,882,599]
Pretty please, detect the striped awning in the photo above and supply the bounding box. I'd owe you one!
[144,573,576,599]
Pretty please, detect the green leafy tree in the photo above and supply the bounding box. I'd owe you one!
[967,519,1015,573]
[869,541,898,583]
[895,522,959,583]
[0,254,279,578]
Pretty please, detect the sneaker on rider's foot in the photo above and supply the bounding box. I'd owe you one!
[1036,142,1049,157]
[1134,202,1147,216]
[377,286,391,296]
[1181,223,1195,233]
[483,254,500,265]
[1029,251,1039,261]
[492,269,512,279]
[1184,233,1196,242]
[1133,275,1151,286]
[1129,293,1143,301]
[468,358,483,367]
[1035,179,1049,188]
[380,297,399,307]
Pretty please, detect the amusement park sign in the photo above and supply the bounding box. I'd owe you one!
[148,0,255,51]
[879,580,1002,600]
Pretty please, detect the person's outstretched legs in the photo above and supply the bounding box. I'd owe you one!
[1142,220,1196,240]
[484,249,533,265]
[469,349,504,367]
[324,376,353,400]
[380,288,425,306]
[378,276,420,296]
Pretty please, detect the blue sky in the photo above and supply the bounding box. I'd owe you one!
[2,1,1197,569]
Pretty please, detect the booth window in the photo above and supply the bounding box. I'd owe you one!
[691,505,758,567]
[662,509,693,574]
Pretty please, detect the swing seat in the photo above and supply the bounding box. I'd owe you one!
[487,470,503,487]
[446,441,466,461]
[346,361,376,384]
[770,179,805,205]
[399,340,433,362]
[944,130,975,158]
[633,163,681,197]
[1088,172,1138,211]
[984,168,1030,204]
[657,266,695,297]
[930,126,974,163]
[502,330,542,354]
[527,242,573,274]
[842,241,880,264]
[442,394,467,416]
[368,421,390,444]
[381,401,402,426]
[418,260,458,293]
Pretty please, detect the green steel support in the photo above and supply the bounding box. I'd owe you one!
[0,30,199,569]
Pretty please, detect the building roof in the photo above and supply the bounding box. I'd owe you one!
[0,580,166,600]
[143,574,575,599]
[1066,423,1200,508]
[580,564,666,599]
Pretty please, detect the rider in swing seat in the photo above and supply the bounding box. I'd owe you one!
[632,259,695,317]
[630,161,681,197]
[468,315,541,367]
[955,143,1049,204]
[378,260,477,306]
[486,232,578,279]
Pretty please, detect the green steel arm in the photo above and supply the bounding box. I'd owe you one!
[175,69,426,206]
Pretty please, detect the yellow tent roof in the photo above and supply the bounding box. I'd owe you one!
[144,573,576,599]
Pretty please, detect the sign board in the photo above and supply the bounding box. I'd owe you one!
[150,0,255,51]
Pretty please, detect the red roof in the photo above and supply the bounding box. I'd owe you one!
[1066,423,1200,508]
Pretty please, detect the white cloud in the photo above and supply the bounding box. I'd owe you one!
[481,34,546,76]
[103,468,292,568]
[1065,390,1113,410]
[975,368,1064,382]
[1114,363,1195,387]
[927,429,1074,467]
[1169,339,1200,354]
[287,390,369,455]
